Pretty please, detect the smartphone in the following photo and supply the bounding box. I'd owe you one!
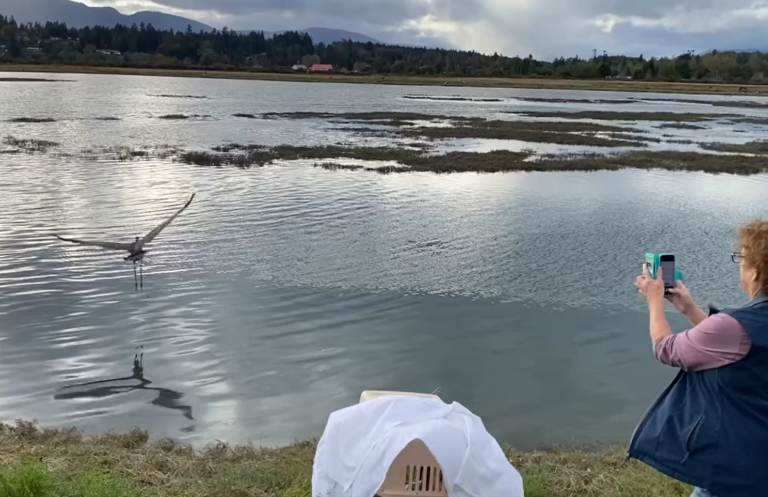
[660,254,675,294]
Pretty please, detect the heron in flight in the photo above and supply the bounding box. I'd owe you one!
[54,193,196,290]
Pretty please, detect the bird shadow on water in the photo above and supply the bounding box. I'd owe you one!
[53,348,195,423]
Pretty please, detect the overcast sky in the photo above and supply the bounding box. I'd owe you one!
[77,0,768,59]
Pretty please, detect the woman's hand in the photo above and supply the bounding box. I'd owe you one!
[635,264,666,304]
[666,279,708,326]
[666,280,695,314]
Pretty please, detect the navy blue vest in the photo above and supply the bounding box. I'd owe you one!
[628,294,768,497]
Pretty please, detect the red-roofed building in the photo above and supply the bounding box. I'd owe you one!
[309,64,334,72]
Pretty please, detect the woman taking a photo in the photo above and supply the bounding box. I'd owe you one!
[631,219,768,497]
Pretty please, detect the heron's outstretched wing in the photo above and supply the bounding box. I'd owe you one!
[54,235,132,251]
[137,193,196,249]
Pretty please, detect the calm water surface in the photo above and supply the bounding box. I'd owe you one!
[0,73,766,449]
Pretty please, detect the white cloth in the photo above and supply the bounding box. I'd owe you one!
[312,395,525,497]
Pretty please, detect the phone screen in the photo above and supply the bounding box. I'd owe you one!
[660,256,675,288]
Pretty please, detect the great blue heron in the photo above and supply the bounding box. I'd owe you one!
[54,193,196,290]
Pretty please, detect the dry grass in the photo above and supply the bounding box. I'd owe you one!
[508,447,692,497]
[0,421,692,497]
[4,64,768,95]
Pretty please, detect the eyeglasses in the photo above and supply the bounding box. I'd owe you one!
[732,252,744,263]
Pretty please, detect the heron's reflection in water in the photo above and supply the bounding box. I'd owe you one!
[54,350,194,421]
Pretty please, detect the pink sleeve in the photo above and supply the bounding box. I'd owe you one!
[654,313,751,372]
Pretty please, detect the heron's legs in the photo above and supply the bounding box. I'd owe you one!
[140,259,144,290]
[133,260,138,291]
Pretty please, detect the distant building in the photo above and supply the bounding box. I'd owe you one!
[97,49,122,56]
[25,47,41,52]
[309,64,334,73]
[292,64,307,71]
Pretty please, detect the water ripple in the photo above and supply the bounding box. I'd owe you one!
[1,74,767,450]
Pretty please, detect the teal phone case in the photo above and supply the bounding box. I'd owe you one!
[645,252,683,281]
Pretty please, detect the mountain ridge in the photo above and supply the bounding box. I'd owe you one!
[0,0,382,44]
[0,0,212,32]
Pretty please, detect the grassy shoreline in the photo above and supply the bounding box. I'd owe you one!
[0,421,692,497]
[3,63,768,95]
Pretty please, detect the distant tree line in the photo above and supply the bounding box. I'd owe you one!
[2,13,768,83]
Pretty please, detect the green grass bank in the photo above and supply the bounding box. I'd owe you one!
[0,421,694,497]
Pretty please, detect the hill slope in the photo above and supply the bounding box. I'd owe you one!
[302,28,380,45]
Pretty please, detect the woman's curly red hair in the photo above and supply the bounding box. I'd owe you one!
[738,219,768,293]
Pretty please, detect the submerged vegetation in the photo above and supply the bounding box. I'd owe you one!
[402,95,504,102]
[8,117,57,123]
[263,111,647,147]
[512,111,734,122]
[656,123,706,130]
[700,140,768,154]
[157,114,210,120]
[0,421,692,497]
[173,143,768,175]
[314,162,410,174]
[398,122,641,147]
[4,107,768,175]
[262,111,650,146]
[0,77,66,82]
[3,135,59,152]
[151,94,208,99]
[261,111,477,122]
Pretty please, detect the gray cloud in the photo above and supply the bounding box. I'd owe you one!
[142,0,485,29]
[465,0,768,59]
[83,0,768,58]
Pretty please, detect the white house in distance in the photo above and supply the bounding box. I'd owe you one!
[292,64,307,71]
